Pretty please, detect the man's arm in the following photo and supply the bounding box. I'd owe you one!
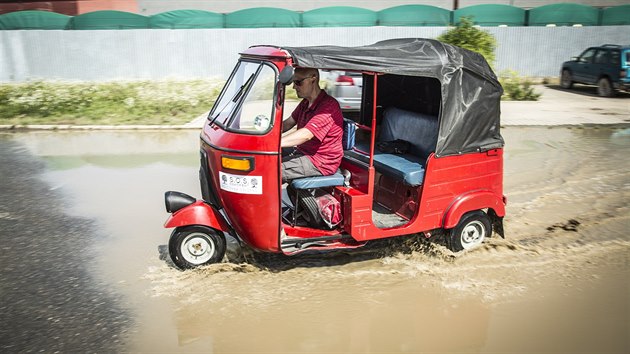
[282,116,297,133]
[281,128,314,148]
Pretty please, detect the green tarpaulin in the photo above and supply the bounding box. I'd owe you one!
[302,6,377,27]
[0,10,70,30]
[454,4,525,26]
[601,5,630,25]
[225,7,300,28]
[528,3,599,26]
[149,10,224,29]
[377,5,450,26]
[66,10,150,30]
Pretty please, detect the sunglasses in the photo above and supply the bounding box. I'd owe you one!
[293,76,314,86]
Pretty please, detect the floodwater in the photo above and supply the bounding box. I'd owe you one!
[2,126,629,353]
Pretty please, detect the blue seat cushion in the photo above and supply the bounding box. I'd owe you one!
[291,171,345,189]
[373,153,425,186]
[345,143,426,186]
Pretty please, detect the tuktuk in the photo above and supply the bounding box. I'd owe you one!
[163,38,506,269]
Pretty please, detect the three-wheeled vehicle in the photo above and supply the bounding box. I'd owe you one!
[163,38,506,270]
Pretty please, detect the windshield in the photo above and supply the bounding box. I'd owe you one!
[209,61,277,134]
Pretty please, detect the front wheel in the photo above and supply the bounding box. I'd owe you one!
[449,210,492,252]
[560,70,573,89]
[597,77,614,97]
[169,225,226,270]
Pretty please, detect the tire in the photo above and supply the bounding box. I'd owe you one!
[169,225,226,270]
[560,70,573,89]
[597,77,614,97]
[449,210,492,252]
[297,189,326,229]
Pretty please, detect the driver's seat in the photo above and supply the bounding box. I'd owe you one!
[281,118,354,227]
[283,171,345,228]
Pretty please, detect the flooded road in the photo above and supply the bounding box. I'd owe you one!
[1,126,629,353]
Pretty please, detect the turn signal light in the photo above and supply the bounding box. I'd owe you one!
[221,155,254,172]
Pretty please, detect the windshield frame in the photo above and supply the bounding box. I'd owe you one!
[209,59,279,135]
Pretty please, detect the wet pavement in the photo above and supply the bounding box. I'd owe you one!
[1,126,629,353]
[0,139,128,353]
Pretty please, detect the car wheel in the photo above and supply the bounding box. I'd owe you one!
[169,225,226,270]
[560,70,573,89]
[449,210,491,252]
[597,77,614,97]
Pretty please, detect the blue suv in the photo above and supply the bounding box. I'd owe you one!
[560,44,629,97]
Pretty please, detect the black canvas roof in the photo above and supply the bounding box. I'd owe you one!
[283,38,505,157]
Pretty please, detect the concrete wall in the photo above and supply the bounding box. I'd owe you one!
[1,26,629,82]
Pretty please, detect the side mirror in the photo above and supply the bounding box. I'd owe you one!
[279,66,294,85]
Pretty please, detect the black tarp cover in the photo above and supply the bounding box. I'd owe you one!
[283,38,504,157]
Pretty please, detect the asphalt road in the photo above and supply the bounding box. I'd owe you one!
[0,137,129,353]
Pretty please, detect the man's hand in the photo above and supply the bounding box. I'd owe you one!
[281,128,314,148]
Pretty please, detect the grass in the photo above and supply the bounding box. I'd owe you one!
[0,80,224,126]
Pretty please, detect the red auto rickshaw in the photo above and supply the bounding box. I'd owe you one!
[164,38,506,269]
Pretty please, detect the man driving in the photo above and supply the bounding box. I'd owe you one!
[281,68,344,183]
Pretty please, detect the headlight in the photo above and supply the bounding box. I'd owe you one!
[165,191,196,213]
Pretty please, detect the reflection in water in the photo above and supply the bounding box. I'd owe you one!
[4,126,629,353]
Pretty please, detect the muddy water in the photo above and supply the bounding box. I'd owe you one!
[7,126,630,353]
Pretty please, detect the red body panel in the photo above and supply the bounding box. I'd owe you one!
[442,190,505,229]
[199,57,288,252]
[241,46,291,59]
[336,149,504,242]
[420,149,505,229]
[163,201,230,231]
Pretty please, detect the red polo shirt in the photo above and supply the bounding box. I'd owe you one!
[292,91,344,175]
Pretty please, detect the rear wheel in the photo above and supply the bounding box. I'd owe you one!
[169,225,226,270]
[560,70,573,89]
[597,77,614,97]
[449,210,491,252]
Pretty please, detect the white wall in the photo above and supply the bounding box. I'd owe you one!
[1,26,629,82]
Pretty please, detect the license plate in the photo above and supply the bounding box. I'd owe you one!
[219,172,262,195]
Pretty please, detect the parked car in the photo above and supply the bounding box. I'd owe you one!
[324,71,363,111]
[560,44,630,97]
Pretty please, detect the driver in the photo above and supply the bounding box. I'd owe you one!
[281,68,344,183]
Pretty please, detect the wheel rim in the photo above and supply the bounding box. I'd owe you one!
[180,232,215,265]
[460,220,486,249]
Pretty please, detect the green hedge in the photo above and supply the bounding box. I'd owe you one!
[0,80,223,125]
